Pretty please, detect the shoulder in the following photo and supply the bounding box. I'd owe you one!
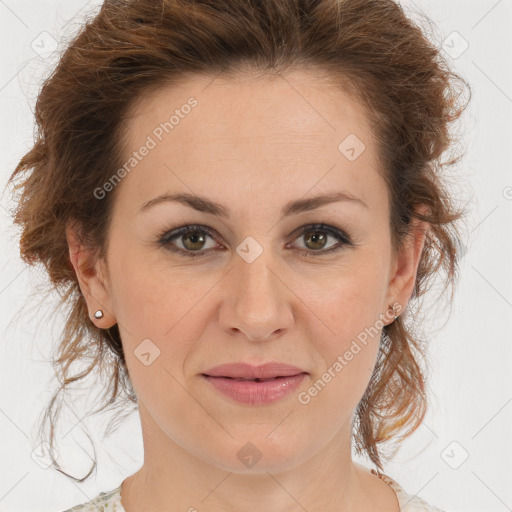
[372,470,446,512]
[60,486,125,512]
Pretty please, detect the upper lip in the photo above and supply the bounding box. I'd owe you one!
[202,362,308,379]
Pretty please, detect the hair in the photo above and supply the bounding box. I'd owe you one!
[5,0,471,482]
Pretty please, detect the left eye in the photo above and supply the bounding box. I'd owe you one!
[157,223,353,258]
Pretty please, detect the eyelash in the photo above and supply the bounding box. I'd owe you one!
[156,223,354,259]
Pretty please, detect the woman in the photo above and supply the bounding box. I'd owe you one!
[7,0,470,510]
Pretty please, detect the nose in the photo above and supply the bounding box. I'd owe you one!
[218,249,294,342]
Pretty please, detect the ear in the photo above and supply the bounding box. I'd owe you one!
[65,221,117,328]
[385,204,430,322]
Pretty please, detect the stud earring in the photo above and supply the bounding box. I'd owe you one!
[94,310,104,319]
[389,302,398,321]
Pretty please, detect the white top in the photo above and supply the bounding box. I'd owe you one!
[62,470,445,511]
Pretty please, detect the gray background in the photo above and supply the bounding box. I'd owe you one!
[0,0,511,511]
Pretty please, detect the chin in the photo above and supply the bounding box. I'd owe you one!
[202,431,307,474]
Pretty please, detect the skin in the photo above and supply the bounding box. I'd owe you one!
[66,68,428,511]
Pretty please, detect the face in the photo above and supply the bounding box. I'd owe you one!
[67,69,426,474]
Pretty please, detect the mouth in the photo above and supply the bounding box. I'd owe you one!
[201,374,302,381]
[201,372,308,404]
[202,362,308,380]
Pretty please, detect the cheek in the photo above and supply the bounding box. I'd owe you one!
[297,265,386,406]
[107,242,199,335]
[108,251,217,382]
[299,256,386,341]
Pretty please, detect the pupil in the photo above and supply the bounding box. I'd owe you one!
[184,231,204,250]
[306,231,326,249]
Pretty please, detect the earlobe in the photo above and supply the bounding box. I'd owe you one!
[65,222,117,328]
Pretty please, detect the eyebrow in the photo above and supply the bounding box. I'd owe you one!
[139,190,368,219]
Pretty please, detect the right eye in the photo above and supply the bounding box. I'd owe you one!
[157,224,222,258]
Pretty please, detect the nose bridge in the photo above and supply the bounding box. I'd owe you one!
[220,243,293,340]
[236,245,281,314]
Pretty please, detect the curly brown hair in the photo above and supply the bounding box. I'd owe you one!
[5,0,471,482]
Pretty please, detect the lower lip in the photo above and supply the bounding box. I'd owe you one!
[202,373,307,405]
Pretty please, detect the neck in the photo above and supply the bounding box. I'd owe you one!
[120,404,382,512]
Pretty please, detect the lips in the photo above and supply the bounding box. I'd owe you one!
[202,362,307,380]
[202,372,308,405]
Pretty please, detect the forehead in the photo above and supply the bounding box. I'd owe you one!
[116,69,385,216]
[126,69,373,150]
